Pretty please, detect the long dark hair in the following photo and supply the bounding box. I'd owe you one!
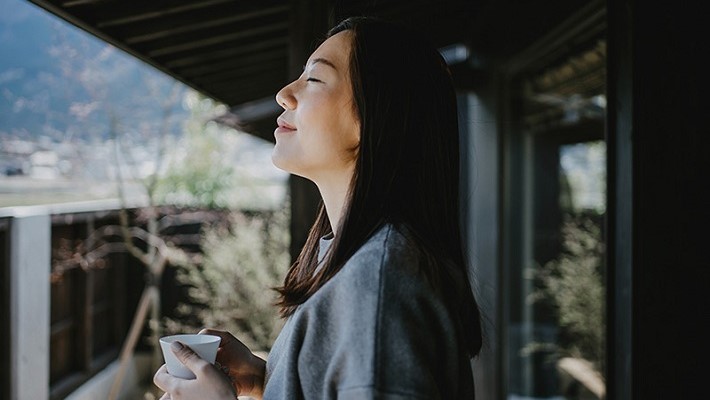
[276,16,482,357]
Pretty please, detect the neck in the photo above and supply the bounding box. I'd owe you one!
[314,172,352,237]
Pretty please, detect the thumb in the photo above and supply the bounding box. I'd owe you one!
[171,341,207,374]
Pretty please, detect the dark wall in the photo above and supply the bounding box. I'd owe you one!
[632,2,709,396]
[608,0,709,398]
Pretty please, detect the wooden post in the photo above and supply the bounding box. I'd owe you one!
[9,214,51,400]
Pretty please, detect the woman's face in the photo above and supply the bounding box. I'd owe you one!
[272,30,360,184]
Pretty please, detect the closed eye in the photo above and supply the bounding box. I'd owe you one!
[306,77,322,83]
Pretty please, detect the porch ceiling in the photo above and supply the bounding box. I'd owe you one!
[26,0,593,141]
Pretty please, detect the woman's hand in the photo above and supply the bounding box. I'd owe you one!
[153,341,236,400]
[199,329,266,399]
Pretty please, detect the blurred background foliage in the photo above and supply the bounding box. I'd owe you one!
[163,207,290,352]
[527,210,605,391]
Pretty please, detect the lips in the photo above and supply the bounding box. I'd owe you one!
[275,116,297,136]
[276,117,296,130]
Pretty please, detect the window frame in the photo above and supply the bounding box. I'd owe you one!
[499,3,608,398]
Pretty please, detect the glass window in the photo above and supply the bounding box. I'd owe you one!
[506,37,607,400]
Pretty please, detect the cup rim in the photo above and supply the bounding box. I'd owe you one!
[159,334,221,345]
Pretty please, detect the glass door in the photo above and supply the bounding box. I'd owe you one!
[505,36,607,400]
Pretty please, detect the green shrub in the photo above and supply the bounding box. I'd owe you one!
[532,212,605,372]
[164,206,290,352]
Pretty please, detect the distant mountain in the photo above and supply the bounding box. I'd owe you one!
[0,0,190,143]
[0,0,56,71]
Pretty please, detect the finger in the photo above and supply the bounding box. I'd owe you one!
[153,364,176,393]
[198,329,233,348]
[198,327,221,335]
[171,341,209,375]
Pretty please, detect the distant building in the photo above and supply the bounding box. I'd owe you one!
[29,150,59,179]
[1,139,35,176]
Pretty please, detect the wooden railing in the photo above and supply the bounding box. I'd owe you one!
[1,201,145,400]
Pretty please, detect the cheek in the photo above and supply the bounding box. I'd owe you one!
[347,119,361,149]
[338,126,359,164]
[338,108,360,155]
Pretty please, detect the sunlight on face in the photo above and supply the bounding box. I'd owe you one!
[272,30,360,186]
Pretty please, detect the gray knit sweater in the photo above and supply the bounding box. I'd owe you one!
[263,224,475,399]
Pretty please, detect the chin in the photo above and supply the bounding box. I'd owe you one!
[270,152,288,172]
[271,151,299,176]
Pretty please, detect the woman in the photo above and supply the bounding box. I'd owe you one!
[154,16,482,399]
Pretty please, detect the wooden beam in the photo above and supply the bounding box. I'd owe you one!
[161,37,288,68]
[123,5,289,45]
[146,22,288,58]
[178,49,285,78]
[200,72,286,93]
[96,0,235,28]
[62,0,110,7]
[190,62,286,86]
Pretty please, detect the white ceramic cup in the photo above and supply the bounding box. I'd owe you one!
[159,334,221,379]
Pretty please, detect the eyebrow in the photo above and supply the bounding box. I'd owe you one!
[304,57,338,71]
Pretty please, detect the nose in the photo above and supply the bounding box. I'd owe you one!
[275,81,296,110]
